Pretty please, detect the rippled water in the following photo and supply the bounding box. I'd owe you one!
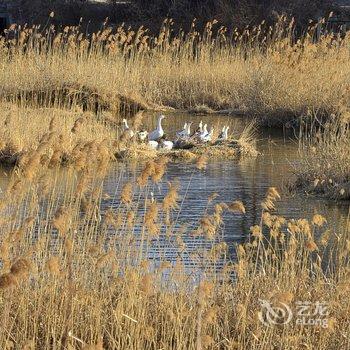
[101,113,350,262]
[0,113,348,266]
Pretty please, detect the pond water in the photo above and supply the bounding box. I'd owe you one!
[101,112,350,262]
[0,113,347,267]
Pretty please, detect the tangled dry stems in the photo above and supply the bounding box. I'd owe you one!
[294,119,350,199]
[0,135,349,349]
[0,17,348,125]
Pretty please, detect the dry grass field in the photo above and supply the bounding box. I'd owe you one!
[0,16,348,126]
[294,118,350,199]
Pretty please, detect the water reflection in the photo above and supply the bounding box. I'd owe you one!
[101,113,349,262]
[0,114,348,266]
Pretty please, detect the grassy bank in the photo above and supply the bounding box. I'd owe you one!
[294,120,350,200]
[0,17,349,125]
[0,144,349,349]
[0,103,115,165]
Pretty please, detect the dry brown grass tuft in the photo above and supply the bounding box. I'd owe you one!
[294,120,350,199]
[0,103,115,165]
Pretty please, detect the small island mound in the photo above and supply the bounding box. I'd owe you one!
[115,114,258,161]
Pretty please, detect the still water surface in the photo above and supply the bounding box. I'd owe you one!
[0,113,347,265]
[101,113,350,261]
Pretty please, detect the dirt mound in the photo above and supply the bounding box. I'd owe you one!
[168,140,258,160]
[115,140,258,161]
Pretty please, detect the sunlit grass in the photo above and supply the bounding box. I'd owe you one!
[0,16,349,125]
[0,15,349,349]
[0,143,348,349]
[295,118,350,199]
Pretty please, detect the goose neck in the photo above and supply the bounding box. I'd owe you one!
[157,117,163,132]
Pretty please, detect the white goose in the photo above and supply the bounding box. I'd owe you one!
[122,118,134,138]
[159,139,174,150]
[137,130,148,141]
[198,123,208,141]
[176,122,188,139]
[201,126,214,143]
[185,122,193,137]
[148,140,159,149]
[224,126,230,140]
[218,126,229,141]
[193,120,203,137]
[218,126,226,139]
[149,115,165,141]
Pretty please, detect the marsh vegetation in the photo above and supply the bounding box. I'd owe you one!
[0,15,349,125]
[295,119,350,200]
[0,144,349,349]
[0,13,349,350]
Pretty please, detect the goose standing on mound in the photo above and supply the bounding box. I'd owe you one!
[218,126,229,141]
[176,122,188,139]
[185,122,193,138]
[218,126,226,140]
[194,120,203,136]
[149,115,165,141]
[159,139,174,150]
[201,126,214,143]
[224,126,230,140]
[122,118,134,138]
[198,123,208,142]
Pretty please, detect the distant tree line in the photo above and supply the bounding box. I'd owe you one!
[4,0,339,32]
[132,0,335,28]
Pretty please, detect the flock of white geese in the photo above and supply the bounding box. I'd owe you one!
[122,114,230,151]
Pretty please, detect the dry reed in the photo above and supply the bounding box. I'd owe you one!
[0,137,348,349]
[294,119,350,199]
[0,17,347,125]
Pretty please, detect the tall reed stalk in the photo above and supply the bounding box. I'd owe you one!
[0,16,348,124]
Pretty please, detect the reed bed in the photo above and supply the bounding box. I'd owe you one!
[294,118,350,199]
[0,15,349,350]
[0,102,257,165]
[0,136,349,349]
[0,103,116,165]
[0,16,349,125]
